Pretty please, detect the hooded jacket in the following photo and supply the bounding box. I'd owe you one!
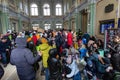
[47,48,62,80]
[67,32,73,46]
[39,43,51,68]
[10,37,40,80]
[66,60,80,78]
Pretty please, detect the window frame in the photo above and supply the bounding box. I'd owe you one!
[44,23,51,30]
[43,4,50,16]
[56,4,62,16]
[56,23,62,29]
[30,3,38,16]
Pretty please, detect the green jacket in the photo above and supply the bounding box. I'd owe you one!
[39,43,51,68]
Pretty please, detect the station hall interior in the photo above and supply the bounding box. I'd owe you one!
[0,0,120,80]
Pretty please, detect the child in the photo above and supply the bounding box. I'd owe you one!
[66,53,81,80]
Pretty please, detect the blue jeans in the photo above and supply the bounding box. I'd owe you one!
[73,71,81,80]
[45,68,49,80]
[83,69,97,80]
[1,52,7,64]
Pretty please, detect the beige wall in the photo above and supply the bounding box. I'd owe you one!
[63,21,69,29]
[95,0,119,39]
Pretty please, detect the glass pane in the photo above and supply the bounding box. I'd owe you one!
[31,4,38,16]
[19,2,22,10]
[34,8,38,15]
[56,4,62,16]
[59,8,62,15]
[31,8,34,15]
[56,8,58,15]
[31,4,37,7]
[56,4,61,7]
[43,4,50,16]
[48,9,50,15]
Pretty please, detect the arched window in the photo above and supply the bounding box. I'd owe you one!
[30,3,38,16]
[25,4,28,15]
[43,4,50,16]
[19,2,23,10]
[44,23,51,30]
[56,4,62,16]
[56,23,62,28]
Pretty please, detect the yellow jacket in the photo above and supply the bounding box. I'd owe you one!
[39,43,51,68]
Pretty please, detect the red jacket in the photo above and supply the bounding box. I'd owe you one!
[32,35,37,45]
[67,32,73,46]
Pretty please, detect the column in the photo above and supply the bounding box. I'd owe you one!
[79,12,82,30]
[1,0,9,34]
[89,0,96,35]
[75,0,78,31]
[87,9,90,34]
[68,16,71,29]
[115,0,120,28]
[52,20,55,29]
[17,0,22,32]
[0,12,2,33]
[18,13,22,32]
[75,12,79,31]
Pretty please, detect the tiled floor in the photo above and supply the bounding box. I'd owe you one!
[1,62,72,80]
[1,64,19,80]
[1,62,45,80]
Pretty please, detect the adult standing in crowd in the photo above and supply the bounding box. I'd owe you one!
[0,53,4,79]
[10,37,41,80]
[0,36,9,67]
[67,29,73,48]
[47,48,62,80]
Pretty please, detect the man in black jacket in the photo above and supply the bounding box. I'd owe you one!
[0,37,9,67]
[47,48,62,80]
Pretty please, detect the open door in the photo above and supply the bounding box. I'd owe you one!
[81,10,88,33]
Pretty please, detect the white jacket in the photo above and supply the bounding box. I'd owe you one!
[66,60,80,78]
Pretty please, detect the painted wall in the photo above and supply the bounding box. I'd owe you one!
[95,0,119,38]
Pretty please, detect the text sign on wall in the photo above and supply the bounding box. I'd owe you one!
[105,4,114,13]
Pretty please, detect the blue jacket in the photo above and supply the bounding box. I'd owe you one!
[0,41,8,53]
[10,37,40,80]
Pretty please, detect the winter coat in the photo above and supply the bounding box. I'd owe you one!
[0,41,8,53]
[39,43,51,68]
[47,48,62,80]
[67,32,73,46]
[82,33,90,43]
[32,35,37,45]
[48,57,62,79]
[10,37,40,80]
[55,33,64,48]
[66,60,80,78]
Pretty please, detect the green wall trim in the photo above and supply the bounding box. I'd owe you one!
[89,3,95,35]
[1,12,9,33]
[18,14,22,32]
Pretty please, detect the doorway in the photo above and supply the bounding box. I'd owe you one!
[81,9,88,33]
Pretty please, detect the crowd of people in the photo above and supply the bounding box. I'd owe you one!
[0,28,120,80]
